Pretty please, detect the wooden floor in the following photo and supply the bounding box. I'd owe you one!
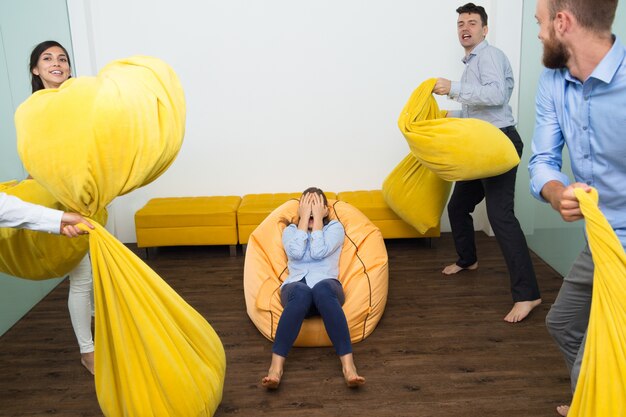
[0,232,571,417]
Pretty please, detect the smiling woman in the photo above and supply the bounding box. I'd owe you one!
[29,40,72,92]
[26,39,97,374]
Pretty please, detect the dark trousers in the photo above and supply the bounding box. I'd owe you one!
[273,278,352,357]
[447,126,541,302]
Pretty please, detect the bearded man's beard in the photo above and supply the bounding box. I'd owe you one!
[542,28,570,69]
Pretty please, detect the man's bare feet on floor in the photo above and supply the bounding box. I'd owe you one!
[504,299,542,323]
[556,404,569,416]
[441,262,478,275]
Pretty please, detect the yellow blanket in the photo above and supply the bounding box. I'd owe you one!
[14,56,225,416]
[569,188,626,417]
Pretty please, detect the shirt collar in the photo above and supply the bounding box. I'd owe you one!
[564,35,624,85]
[462,40,489,64]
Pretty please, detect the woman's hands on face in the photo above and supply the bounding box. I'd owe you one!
[298,193,313,220]
[310,193,326,220]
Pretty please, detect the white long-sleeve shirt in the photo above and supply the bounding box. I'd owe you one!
[0,192,62,234]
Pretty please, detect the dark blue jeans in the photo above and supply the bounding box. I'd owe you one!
[273,278,352,357]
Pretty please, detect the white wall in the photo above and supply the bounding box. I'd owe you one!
[67,0,523,242]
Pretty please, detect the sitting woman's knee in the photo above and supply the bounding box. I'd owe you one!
[282,282,313,305]
[312,279,344,304]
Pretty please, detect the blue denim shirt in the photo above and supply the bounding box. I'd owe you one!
[281,220,344,288]
[448,40,516,128]
[529,36,626,247]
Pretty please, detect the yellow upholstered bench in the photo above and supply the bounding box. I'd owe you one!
[237,192,337,247]
[336,190,439,239]
[135,196,241,256]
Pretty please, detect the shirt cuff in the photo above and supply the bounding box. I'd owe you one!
[530,171,571,202]
[37,207,64,234]
[310,230,323,239]
[448,81,461,100]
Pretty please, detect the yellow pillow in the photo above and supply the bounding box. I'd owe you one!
[568,188,626,417]
[382,154,451,234]
[0,180,106,280]
[398,78,520,181]
[244,199,389,346]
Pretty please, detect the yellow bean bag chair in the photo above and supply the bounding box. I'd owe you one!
[397,78,520,182]
[568,188,626,417]
[244,198,389,346]
[0,180,107,280]
[14,56,225,417]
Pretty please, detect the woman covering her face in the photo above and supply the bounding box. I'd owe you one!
[261,187,365,389]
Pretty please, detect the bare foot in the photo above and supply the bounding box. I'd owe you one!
[343,367,365,388]
[261,369,282,389]
[441,262,478,275]
[556,404,569,416]
[504,299,542,323]
[81,352,95,375]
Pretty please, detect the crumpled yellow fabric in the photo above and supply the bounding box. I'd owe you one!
[383,78,521,233]
[14,56,225,416]
[568,188,626,417]
[382,154,451,234]
[0,180,106,279]
[397,78,520,182]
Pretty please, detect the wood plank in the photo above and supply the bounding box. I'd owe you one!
[0,233,571,416]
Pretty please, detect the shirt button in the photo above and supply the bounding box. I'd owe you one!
[583,126,588,130]
[584,154,589,159]
[584,96,589,101]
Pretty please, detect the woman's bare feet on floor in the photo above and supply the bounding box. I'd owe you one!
[504,299,542,323]
[340,353,365,388]
[344,370,366,388]
[81,352,95,375]
[262,354,285,389]
[261,369,282,389]
[441,262,478,275]
[556,404,569,416]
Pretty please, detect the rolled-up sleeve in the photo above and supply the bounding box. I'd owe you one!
[528,70,571,202]
[282,224,308,260]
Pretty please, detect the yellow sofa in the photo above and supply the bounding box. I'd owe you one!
[337,190,439,239]
[135,196,241,256]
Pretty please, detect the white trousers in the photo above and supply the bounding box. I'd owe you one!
[68,254,94,353]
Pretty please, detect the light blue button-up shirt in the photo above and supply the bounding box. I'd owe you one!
[528,36,626,247]
[281,220,344,288]
[448,40,516,128]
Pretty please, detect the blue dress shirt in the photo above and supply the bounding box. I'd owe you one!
[528,36,626,247]
[281,220,344,288]
[448,40,516,128]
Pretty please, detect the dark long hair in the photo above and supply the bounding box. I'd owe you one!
[29,40,71,93]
